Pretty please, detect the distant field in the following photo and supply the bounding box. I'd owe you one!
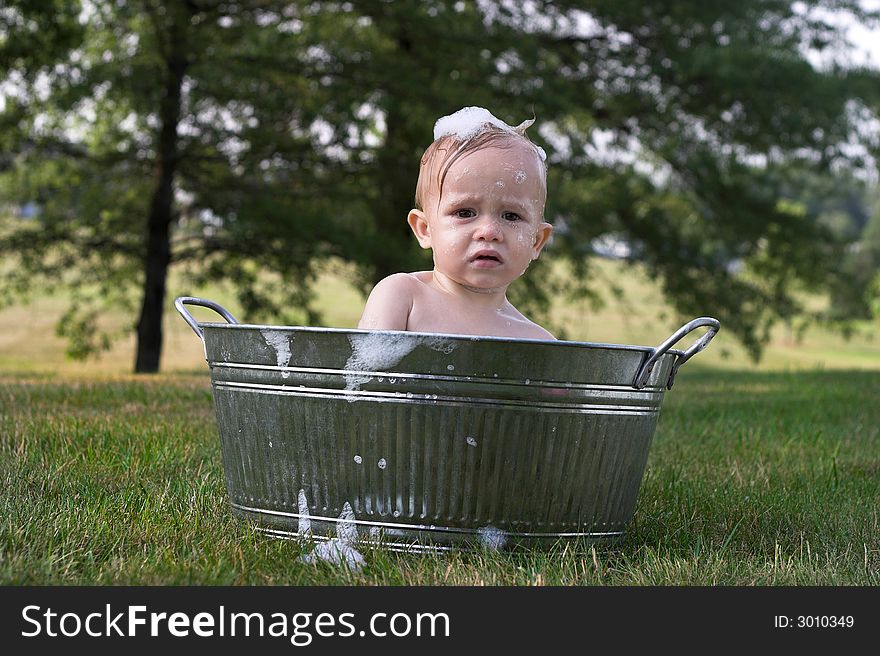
[1,258,878,585]
[1,258,878,375]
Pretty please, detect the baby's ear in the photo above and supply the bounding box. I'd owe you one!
[407,209,432,249]
[532,221,553,259]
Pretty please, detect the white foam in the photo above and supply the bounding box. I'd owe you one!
[299,501,365,573]
[345,333,455,391]
[297,489,311,536]
[261,329,292,378]
[345,333,421,390]
[432,107,547,162]
[336,501,359,545]
[302,540,366,572]
[477,525,507,551]
[434,106,513,140]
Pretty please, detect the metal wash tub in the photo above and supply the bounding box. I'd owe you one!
[176,297,719,551]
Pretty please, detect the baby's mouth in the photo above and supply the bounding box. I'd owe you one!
[471,250,503,264]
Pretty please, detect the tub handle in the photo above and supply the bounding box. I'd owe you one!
[174,296,239,342]
[633,317,720,390]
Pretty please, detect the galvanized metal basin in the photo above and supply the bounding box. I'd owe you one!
[176,297,719,551]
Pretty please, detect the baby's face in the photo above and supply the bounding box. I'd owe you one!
[411,142,552,292]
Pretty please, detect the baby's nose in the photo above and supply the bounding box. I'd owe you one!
[473,217,503,241]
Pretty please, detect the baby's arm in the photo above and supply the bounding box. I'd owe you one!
[357,273,416,331]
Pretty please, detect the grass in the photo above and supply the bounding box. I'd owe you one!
[1,367,878,585]
[0,259,878,584]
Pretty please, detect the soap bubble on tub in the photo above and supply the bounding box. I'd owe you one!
[300,501,366,573]
[477,526,507,551]
[425,336,456,355]
[297,489,311,536]
[261,329,293,379]
[344,333,455,399]
[336,501,359,545]
[303,540,365,572]
[345,332,422,390]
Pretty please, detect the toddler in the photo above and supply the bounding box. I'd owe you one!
[358,107,554,340]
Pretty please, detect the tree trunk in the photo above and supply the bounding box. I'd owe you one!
[134,20,188,373]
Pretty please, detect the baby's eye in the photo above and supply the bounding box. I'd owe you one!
[502,212,522,222]
[454,209,476,219]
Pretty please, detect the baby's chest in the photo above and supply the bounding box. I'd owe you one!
[409,299,517,336]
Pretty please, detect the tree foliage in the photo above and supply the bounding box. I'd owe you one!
[1,0,879,370]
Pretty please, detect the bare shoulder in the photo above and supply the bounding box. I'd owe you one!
[506,304,556,340]
[520,320,556,340]
[373,272,423,293]
[358,273,421,331]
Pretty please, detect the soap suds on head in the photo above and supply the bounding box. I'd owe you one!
[261,329,292,378]
[432,106,547,162]
[477,525,507,551]
[434,106,513,140]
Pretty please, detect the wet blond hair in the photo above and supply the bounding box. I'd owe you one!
[414,122,548,212]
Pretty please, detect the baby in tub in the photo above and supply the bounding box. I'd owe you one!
[358,107,555,340]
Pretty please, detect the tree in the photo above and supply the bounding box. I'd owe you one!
[1,0,370,371]
[2,0,879,371]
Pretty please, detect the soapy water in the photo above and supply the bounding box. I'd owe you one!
[297,489,311,536]
[298,495,366,573]
[302,539,365,573]
[344,332,455,391]
[335,501,359,544]
[261,329,292,379]
[477,525,507,551]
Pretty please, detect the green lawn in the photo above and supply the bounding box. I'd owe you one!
[1,368,877,584]
[1,259,878,584]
